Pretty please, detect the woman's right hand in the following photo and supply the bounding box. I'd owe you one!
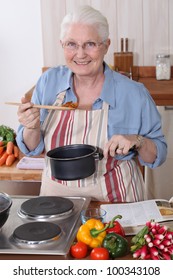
[17,96,40,129]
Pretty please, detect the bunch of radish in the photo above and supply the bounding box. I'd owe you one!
[131,220,173,260]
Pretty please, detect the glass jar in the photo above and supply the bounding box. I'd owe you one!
[156,54,171,80]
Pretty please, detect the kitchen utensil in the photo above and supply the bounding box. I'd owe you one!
[0,192,12,229]
[81,207,107,224]
[114,38,133,74]
[5,102,75,110]
[47,144,103,180]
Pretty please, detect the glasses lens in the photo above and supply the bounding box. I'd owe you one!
[84,42,97,51]
[63,41,104,52]
[64,41,77,50]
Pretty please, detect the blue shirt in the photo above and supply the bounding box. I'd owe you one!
[16,63,167,168]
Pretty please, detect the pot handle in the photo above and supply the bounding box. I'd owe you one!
[93,147,104,160]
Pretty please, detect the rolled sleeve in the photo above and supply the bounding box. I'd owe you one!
[138,139,167,168]
[16,125,45,156]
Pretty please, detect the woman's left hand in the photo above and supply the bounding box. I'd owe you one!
[103,134,138,158]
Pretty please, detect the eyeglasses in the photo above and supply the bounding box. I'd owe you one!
[62,40,105,52]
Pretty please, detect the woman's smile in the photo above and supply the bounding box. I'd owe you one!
[74,60,92,65]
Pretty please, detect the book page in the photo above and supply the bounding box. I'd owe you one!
[155,200,173,218]
[101,200,172,227]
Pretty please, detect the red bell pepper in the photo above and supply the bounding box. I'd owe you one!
[105,215,125,237]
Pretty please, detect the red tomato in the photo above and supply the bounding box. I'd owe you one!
[70,242,88,259]
[90,247,109,260]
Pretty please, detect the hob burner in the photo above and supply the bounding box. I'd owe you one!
[18,196,74,220]
[12,222,61,245]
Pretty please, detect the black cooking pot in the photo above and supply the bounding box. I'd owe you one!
[47,144,103,180]
[0,192,12,229]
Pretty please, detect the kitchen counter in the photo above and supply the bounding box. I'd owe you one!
[138,77,173,106]
[0,153,43,182]
[137,66,173,106]
[0,201,134,260]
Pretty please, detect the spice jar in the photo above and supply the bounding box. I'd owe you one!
[156,54,171,80]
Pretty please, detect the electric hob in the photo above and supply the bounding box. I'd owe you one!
[0,195,90,255]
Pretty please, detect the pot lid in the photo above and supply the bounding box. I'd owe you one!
[0,192,12,214]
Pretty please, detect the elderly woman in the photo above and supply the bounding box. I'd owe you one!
[16,5,167,202]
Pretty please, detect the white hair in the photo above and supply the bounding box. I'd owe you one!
[60,5,109,41]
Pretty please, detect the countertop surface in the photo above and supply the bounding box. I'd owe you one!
[0,153,43,181]
[138,77,173,106]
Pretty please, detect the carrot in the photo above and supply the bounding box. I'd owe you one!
[0,140,7,147]
[0,151,8,166]
[6,154,16,166]
[0,146,4,156]
[0,141,4,147]
[6,141,14,155]
[14,145,19,158]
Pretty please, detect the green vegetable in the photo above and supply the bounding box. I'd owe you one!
[103,232,128,258]
[131,225,149,244]
[0,125,16,143]
[130,225,149,252]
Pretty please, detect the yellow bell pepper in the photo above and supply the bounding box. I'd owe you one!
[76,218,108,248]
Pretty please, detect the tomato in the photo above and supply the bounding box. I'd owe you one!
[90,247,109,260]
[70,242,88,259]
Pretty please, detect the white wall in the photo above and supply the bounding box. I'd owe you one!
[0,0,43,131]
[40,0,173,67]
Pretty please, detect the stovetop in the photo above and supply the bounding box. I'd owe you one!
[0,195,90,255]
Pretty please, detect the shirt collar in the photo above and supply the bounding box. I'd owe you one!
[56,63,117,107]
[100,63,116,106]
[56,66,73,94]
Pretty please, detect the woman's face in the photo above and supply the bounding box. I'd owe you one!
[61,23,110,77]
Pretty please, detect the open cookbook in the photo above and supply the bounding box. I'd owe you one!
[101,199,173,235]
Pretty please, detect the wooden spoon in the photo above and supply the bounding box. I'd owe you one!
[5,102,75,110]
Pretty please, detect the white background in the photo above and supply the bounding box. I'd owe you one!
[0,0,43,130]
[0,260,171,280]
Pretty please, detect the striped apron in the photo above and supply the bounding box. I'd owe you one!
[40,92,145,202]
